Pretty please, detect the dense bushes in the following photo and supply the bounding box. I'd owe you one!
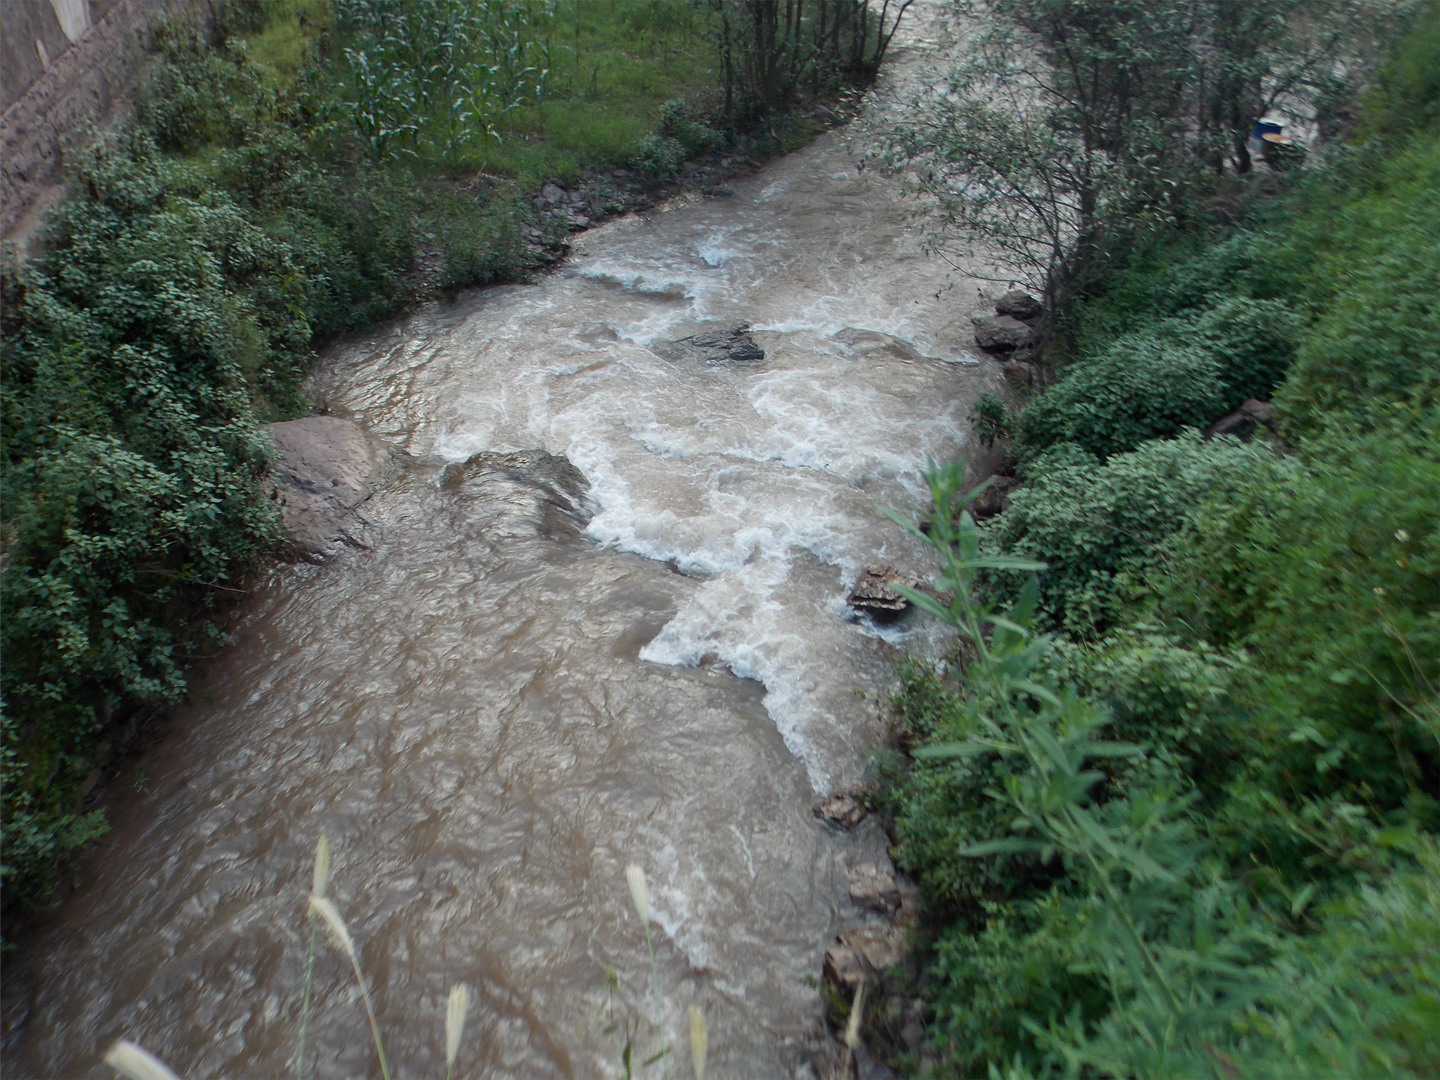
[1014,286,1301,462]
[882,6,1440,1074]
[1015,333,1229,459]
[987,432,1274,633]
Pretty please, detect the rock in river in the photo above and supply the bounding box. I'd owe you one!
[846,564,921,615]
[972,313,1038,353]
[649,322,767,364]
[265,416,403,562]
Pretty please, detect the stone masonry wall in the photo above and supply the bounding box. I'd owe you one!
[1,0,212,243]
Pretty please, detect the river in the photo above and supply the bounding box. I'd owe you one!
[5,8,1009,1077]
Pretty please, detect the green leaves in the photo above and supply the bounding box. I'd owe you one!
[335,0,553,161]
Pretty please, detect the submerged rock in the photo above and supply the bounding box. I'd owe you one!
[649,322,767,364]
[439,449,594,538]
[265,416,404,562]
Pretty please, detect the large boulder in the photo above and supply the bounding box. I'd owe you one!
[265,416,403,562]
[973,314,1038,353]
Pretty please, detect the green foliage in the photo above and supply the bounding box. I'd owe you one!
[968,391,1011,449]
[1064,230,1276,357]
[1058,630,1249,782]
[334,0,553,161]
[1185,295,1302,403]
[1155,420,1440,816]
[659,98,724,158]
[138,34,280,153]
[1015,333,1228,459]
[987,432,1273,634]
[884,465,1440,1077]
[1359,0,1440,137]
[1272,137,1440,434]
[631,133,687,182]
[0,133,291,904]
[423,188,532,291]
[887,10,1440,1075]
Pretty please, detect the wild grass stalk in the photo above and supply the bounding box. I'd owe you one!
[294,833,329,1080]
[308,895,391,1080]
[625,863,662,1008]
[687,1005,707,1080]
[624,862,675,1077]
[445,983,470,1080]
[104,1040,182,1080]
[836,979,865,1079]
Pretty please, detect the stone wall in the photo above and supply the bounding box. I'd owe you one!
[1,0,212,243]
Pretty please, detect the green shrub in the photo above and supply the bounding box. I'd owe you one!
[424,190,533,291]
[884,464,1440,1078]
[1273,138,1440,435]
[138,36,280,153]
[925,892,1107,1075]
[1182,296,1302,403]
[986,432,1275,635]
[881,659,1064,916]
[0,132,284,908]
[1059,630,1249,785]
[632,133,687,181]
[1155,419,1440,815]
[968,390,1011,449]
[1015,331,1227,460]
[659,98,725,158]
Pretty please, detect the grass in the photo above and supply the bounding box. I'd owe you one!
[236,0,331,86]
[423,0,722,184]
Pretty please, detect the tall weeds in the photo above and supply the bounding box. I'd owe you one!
[883,461,1440,1075]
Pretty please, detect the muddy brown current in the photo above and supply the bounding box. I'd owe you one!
[5,11,1011,1078]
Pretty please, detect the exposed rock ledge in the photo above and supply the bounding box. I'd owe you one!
[264,416,404,562]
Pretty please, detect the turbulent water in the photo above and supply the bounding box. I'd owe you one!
[6,10,1011,1078]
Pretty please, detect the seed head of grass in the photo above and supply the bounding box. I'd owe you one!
[687,1005,707,1080]
[306,894,391,1080]
[312,833,331,899]
[104,1040,182,1080]
[843,979,865,1051]
[625,863,649,926]
[445,983,470,1076]
[308,895,357,961]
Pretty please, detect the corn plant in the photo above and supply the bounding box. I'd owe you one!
[335,0,553,162]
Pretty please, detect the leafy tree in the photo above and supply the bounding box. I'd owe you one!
[877,0,1401,318]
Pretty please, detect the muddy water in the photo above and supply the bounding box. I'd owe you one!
[7,11,1007,1079]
